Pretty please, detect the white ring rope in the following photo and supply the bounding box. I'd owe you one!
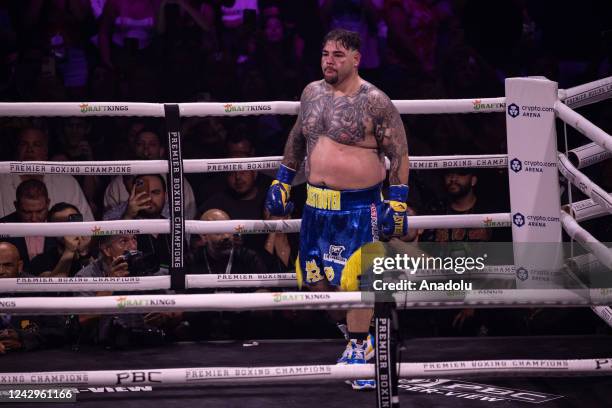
[568,194,612,222]
[560,211,612,270]
[555,101,612,153]
[0,276,170,293]
[560,75,612,109]
[2,289,612,315]
[567,142,612,169]
[0,102,165,117]
[0,213,511,237]
[557,153,612,215]
[0,154,508,176]
[1,359,610,388]
[0,98,507,118]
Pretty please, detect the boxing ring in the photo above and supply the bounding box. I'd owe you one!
[2,75,612,407]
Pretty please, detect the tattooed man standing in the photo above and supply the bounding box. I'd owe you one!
[265,29,410,390]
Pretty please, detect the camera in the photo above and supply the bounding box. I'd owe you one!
[122,250,158,276]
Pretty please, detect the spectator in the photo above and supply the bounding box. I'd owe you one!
[191,208,267,275]
[430,168,492,243]
[51,117,101,216]
[103,126,197,219]
[0,179,56,270]
[29,202,94,277]
[0,242,67,354]
[199,153,271,255]
[0,123,94,220]
[75,233,182,348]
[97,0,161,100]
[104,174,172,270]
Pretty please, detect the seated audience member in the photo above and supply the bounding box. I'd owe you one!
[103,126,197,219]
[75,234,182,348]
[30,203,94,277]
[0,123,93,220]
[0,242,66,354]
[191,209,267,275]
[199,156,271,255]
[104,174,171,270]
[429,168,493,243]
[0,179,56,270]
[51,118,101,215]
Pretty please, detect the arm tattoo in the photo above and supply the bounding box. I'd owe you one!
[367,89,409,185]
[281,85,312,170]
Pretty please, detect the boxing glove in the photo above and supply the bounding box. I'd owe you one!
[265,164,295,216]
[380,184,409,238]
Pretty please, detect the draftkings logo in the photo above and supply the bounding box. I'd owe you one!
[472,99,505,112]
[79,103,128,113]
[223,104,272,113]
[116,297,176,310]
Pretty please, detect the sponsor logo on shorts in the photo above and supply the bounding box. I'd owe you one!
[323,245,347,265]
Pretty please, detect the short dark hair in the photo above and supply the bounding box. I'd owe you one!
[48,202,80,221]
[16,179,48,203]
[322,29,361,51]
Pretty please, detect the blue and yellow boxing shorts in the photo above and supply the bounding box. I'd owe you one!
[296,183,383,291]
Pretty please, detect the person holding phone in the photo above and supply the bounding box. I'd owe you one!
[103,174,172,272]
[29,202,94,277]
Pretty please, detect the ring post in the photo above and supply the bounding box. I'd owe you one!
[375,300,399,408]
[504,78,564,288]
[164,104,186,291]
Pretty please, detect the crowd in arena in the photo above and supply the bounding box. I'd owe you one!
[1,0,612,353]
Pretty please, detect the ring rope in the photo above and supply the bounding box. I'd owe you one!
[568,195,612,222]
[0,97,507,118]
[555,102,612,153]
[0,213,511,237]
[560,211,612,269]
[3,289,612,315]
[0,154,508,176]
[1,359,610,387]
[557,153,612,215]
[0,266,521,293]
[560,75,612,109]
[567,142,612,169]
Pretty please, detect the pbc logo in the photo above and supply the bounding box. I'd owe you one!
[513,213,525,227]
[507,103,520,118]
[116,371,162,385]
[510,158,522,173]
[516,267,529,281]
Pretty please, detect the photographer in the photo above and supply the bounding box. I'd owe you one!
[74,234,182,348]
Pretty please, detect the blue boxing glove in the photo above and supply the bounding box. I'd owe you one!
[380,184,409,238]
[265,164,296,216]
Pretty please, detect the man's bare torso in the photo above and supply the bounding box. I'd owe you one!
[300,79,387,190]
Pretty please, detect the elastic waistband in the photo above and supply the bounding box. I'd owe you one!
[306,183,382,211]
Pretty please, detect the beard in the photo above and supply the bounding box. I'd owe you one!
[447,183,472,198]
[323,69,338,84]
